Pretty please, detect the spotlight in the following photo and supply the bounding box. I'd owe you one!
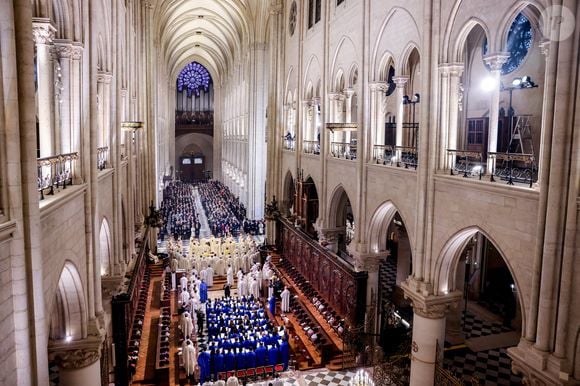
[512,78,522,87]
[481,76,498,92]
[412,93,420,103]
[65,335,72,343]
[390,155,397,163]
[402,95,410,105]
[471,165,483,174]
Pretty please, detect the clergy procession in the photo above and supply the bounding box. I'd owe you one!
[157,180,296,385]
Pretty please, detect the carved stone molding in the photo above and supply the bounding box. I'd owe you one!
[392,75,409,87]
[50,337,103,370]
[400,278,462,319]
[54,43,73,59]
[71,44,84,60]
[539,39,550,57]
[97,71,113,84]
[439,63,464,77]
[483,53,511,71]
[32,22,56,45]
[369,82,388,92]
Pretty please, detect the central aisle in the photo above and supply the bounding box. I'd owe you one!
[193,186,212,239]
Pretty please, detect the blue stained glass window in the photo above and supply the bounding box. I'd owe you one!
[483,13,533,75]
[177,62,212,97]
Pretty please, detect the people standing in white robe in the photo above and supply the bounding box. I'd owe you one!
[206,265,214,287]
[250,278,260,299]
[180,274,188,292]
[226,265,234,286]
[238,276,248,297]
[281,287,291,313]
[183,339,197,379]
[200,267,208,283]
[180,287,190,307]
[236,269,243,287]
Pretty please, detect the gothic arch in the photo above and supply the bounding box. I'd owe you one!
[496,1,544,51]
[399,43,421,76]
[48,261,88,341]
[328,184,353,228]
[99,218,112,276]
[366,200,410,253]
[377,51,396,82]
[451,18,491,63]
[282,170,295,214]
[330,35,358,90]
[432,226,525,329]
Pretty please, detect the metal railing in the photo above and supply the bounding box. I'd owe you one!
[489,152,537,188]
[396,146,418,169]
[303,140,320,155]
[37,152,79,200]
[373,145,396,165]
[282,138,296,151]
[330,142,357,160]
[97,146,109,170]
[446,149,484,179]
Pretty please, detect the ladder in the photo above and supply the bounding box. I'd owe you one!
[508,114,534,155]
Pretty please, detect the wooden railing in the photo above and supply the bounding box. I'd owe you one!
[37,152,79,200]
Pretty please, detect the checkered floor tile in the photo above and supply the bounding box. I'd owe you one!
[461,310,512,339]
[379,257,397,302]
[444,347,522,385]
[302,370,357,386]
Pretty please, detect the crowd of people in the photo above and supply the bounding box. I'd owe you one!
[159,182,201,240]
[199,296,291,383]
[198,181,247,237]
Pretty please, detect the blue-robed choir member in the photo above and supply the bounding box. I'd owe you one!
[269,295,276,316]
[224,349,235,371]
[267,345,279,366]
[198,349,211,383]
[200,280,208,302]
[280,338,290,370]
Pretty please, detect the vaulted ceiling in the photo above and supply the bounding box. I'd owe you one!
[156,0,271,83]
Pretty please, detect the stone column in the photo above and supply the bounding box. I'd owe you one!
[50,338,102,386]
[369,82,387,150]
[55,42,73,154]
[344,88,355,145]
[402,279,462,386]
[71,44,83,182]
[393,76,408,160]
[448,65,463,169]
[301,100,310,152]
[482,54,509,175]
[354,254,384,337]
[33,21,56,157]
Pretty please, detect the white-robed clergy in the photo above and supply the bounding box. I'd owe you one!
[180,274,189,291]
[250,278,260,299]
[183,339,197,377]
[281,286,291,313]
[206,265,214,287]
[180,288,191,306]
[226,264,234,286]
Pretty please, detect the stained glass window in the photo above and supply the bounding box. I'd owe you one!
[483,12,533,75]
[177,62,212,97]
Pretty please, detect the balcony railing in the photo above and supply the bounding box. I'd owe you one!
[330,142,357,160]
[373,145,396,165]
[282,138,295,151]
[37,152,79,200]
[303,140,320,155]
[489,152,537,188]
[397,146,418,169]
[446,149,484,179]
[97,146,109,170]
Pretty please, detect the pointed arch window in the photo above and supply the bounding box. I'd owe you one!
[483,13,533,74]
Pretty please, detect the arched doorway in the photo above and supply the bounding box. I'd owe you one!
[328,185,354,259]
[367,202,413,355]
[435,228,523,383]
[282,171,295,216]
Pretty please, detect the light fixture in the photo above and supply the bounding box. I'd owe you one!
[471,165,483,174]
[65,335,72,343]
[481,76,498,92]
[512,78,522,87]
[402,93,420,105]
[350,369,374,386]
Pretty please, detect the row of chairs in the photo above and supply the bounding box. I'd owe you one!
[217,364,285,382]
[156,307,171,368]
[128,268,152,376]
[278,259,347,336]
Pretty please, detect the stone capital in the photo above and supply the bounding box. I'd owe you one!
[343,88,355,98]
[328,92,345,101]
[97,71,113,84]
[54,42,73,59]
[483,53,510,71]
[369,81,388,92]
[352,252,386,272]
[32,21,56,45]
[539,39,550,57]
[71,44,84,60]
[49,335,103,370]
[400,278,462,319]
[269,1,283,15]
[439,63,464,77]
[392,75,409,87]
